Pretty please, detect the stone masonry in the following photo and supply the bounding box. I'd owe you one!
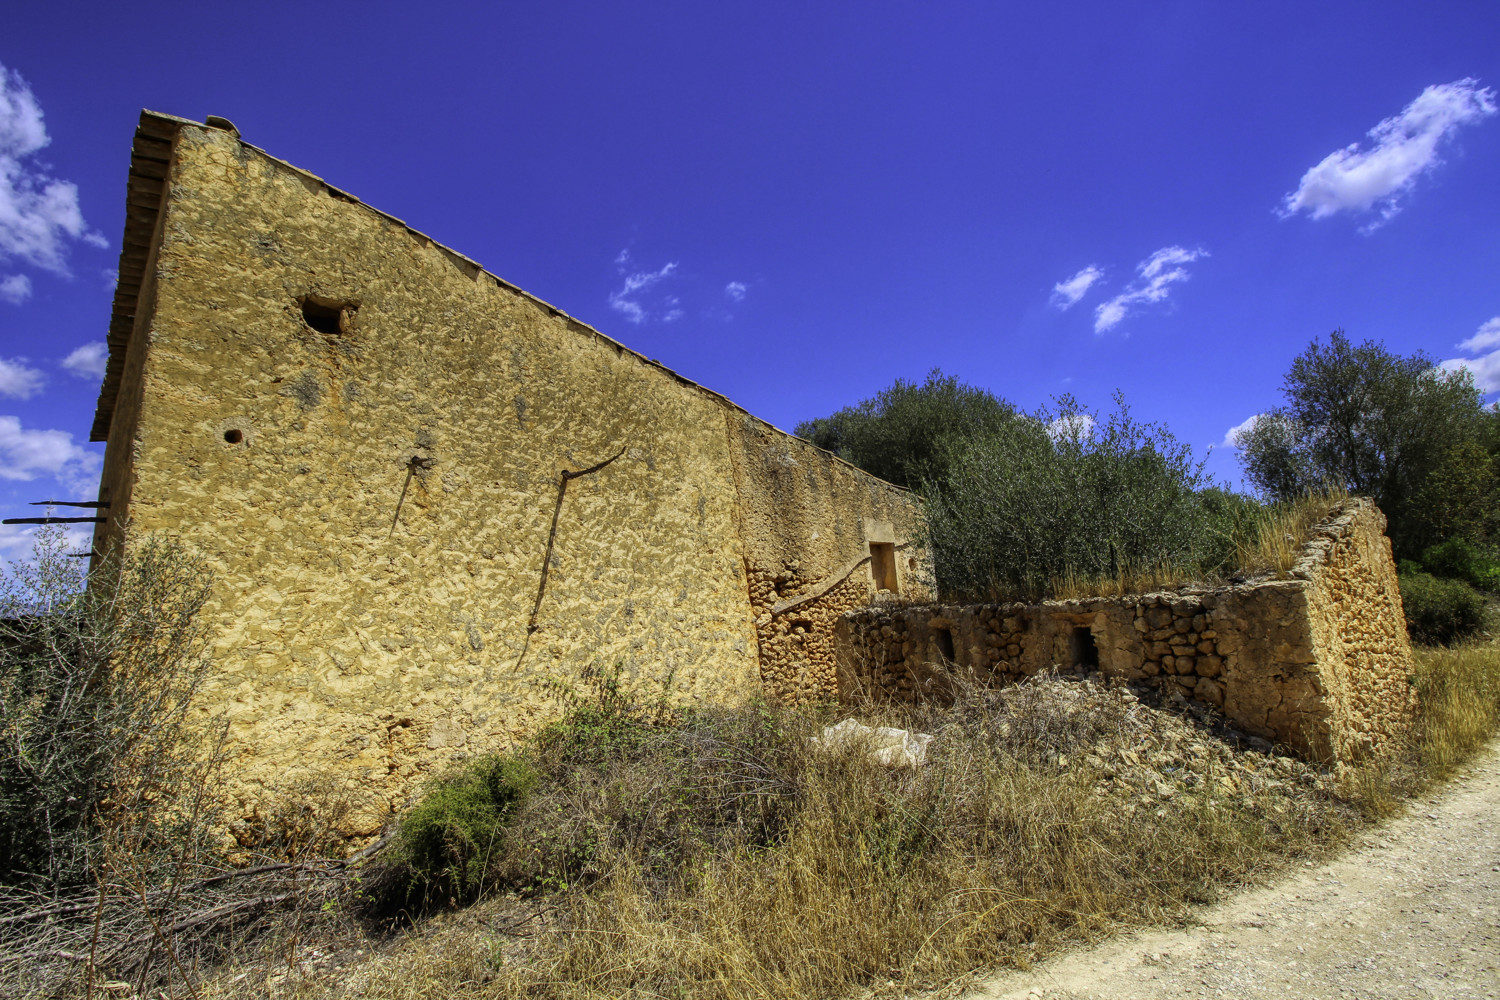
[835,500,1417,763]
[89,111,933,840]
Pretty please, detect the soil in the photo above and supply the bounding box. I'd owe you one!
[967,741,1500,1000]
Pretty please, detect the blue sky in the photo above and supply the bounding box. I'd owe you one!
[2,1,1498,557]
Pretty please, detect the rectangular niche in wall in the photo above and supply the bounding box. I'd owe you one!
[870,541,898,593]
[1069,626,1099,670]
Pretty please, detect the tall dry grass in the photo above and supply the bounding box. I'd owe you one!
[1231,486,1349,578]
[203,677,1348,1000]
[1411,635,1500,780]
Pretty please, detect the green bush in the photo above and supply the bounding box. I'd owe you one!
[924,394,1225,599]
[1400,570,1488,646]
[1418,537,1500,592]
[0,528,216,889]
[794,368,1019,492]
[382,753,538,905]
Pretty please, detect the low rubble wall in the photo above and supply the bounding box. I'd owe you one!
[834,499,1417,762]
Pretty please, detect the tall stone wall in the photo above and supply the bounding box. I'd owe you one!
[725,414,930,704]
[835,500,1416,762]
[91,114,929,840]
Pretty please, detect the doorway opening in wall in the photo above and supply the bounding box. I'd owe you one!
[1069,626,1099,671]
[935,626,956,663]
[870,541,898,593]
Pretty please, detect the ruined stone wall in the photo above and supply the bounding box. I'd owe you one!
[94,117,927,839]
[1296,502,1418,761]
[726,414,933,704]
[836,499,1415,762]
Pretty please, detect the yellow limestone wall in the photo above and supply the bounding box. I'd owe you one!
[93,119,928,841]
[836,500,1415,764]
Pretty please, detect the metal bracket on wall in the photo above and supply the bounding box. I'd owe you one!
[513,445,628,672]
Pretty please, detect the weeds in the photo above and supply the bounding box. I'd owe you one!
[0,529,354,999]
[1231,486,1348,578]
[1410,637,1500,780]
[221,674,1351,1000]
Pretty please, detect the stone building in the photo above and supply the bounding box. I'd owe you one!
[90,111,931,835]
[837,499,1417,763]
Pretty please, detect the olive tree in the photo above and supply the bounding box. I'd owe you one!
[1235,331,1496,557]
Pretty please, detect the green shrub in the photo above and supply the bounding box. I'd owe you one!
[1399,570,1488,646]
[924,393,1224,599]
[381,753,538,905]
[793,368,1019,492]
[0,528,216,889]
[1419,537,1500,592]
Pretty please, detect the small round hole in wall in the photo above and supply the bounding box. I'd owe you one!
[223,429,244,445]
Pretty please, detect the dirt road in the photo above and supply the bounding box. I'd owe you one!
[969,743,1500,1000]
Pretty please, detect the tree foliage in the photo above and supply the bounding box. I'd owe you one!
[1236,331,1498,558]
[799,376,1239,600]
[794,369,1018,491]
[925,394,1231,599]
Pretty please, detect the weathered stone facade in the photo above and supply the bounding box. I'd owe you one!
[90,112,931,837]
[836,500,1416,762]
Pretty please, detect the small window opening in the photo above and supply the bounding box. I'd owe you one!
[223,428,244,445]
[935,626,956,662]
[301,298,346,335]
[788,619,814,635]
[1069,626,1099,670]
[870,541,898,593]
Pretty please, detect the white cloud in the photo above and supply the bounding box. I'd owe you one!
[1093,246,1208,333]
[0,415,101,493]
[1281,78,1497,228]
[0,61,105,275]
[1050,265,1103,310]
[1457,316,1500,355]
[608,253,679,325]
[0,357,43,398]
[0,273,29,303]
[61,341,106,380]
[1222,413,1264,448]
[725,280,747,302]
[1047,413,1095,441]
[1440,315,1500,394]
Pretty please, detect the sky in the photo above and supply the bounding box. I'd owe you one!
[2,1,1498,558]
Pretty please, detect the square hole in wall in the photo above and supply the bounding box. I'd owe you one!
[869,541,898,593]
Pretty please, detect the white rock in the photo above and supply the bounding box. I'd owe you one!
[812,718,934,767]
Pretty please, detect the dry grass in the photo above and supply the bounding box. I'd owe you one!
[1048,561,1200,601]
[31,628,1499,1000]
[1345,609,1500,816]
[1412,636,1500,779]
[1043,487,1350,602]
[1231,486,1349,579]
[193,677,1350,1000]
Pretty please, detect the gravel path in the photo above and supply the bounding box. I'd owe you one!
[968,742,1500,1000]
